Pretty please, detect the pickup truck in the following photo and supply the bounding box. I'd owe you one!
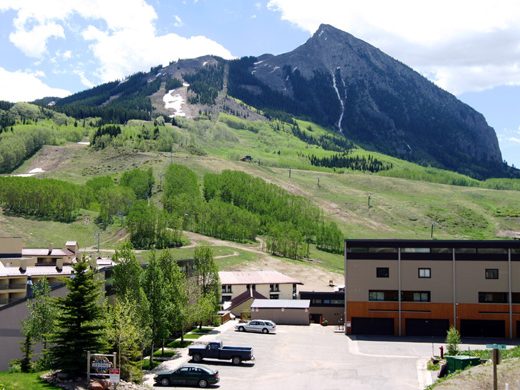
[188,341,254,365]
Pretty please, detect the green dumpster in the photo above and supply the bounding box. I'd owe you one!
[445,355,481,373]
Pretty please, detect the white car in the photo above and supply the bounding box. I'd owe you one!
[235,320,277,334]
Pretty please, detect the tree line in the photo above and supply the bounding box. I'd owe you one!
[308,152,393,172]
[0,177,90,222]
[19,244,220,383]
[162,166,344,257]
[0,124,83,173]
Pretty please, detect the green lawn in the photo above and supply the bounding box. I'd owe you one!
[0,372,58,390]
[0,209,123,248]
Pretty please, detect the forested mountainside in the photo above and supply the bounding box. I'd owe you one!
[27,25,518,179]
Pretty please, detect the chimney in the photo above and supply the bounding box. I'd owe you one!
[19,264,27,274]
[55,258,63,272]
[48,244,53,256]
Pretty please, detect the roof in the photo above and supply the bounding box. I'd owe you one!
[345,239,520,249]
[218,270,302,285]
[0,265,74,277]
[251,299,310,309]
[22,248,74,257]
[65,241,78,246]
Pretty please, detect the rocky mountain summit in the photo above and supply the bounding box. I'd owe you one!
[43,24,509,179]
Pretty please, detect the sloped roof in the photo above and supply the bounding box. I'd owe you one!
[0,265,74,277]
[218,270,303,285]
[251,299,310,309]
[22,248,74,257]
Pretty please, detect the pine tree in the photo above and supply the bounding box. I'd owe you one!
[49,257,106,377]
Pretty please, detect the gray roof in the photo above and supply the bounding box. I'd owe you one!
[251,299,310,309]
[219,270,302,285]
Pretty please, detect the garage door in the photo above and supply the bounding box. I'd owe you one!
[351,317,394,335]
[460,320,505,338]
[406,319,450,337]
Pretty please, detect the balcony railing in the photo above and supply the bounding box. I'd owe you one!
[8,283,27,290]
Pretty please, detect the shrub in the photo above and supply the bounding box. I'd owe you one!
[446,326,461,355]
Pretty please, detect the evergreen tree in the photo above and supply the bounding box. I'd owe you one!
[49,257,106,376]
[20,334,33,373]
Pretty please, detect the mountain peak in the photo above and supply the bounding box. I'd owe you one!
[312,23,353,41]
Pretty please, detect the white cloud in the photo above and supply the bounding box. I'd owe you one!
[173,15,184,27]
[62,50,72,60]
[267,0,520,94]
[82,26,233,82]
[0,67,70,102]
[1,0,233,83]
[509,137,520,144]
[73,69,94,88]
[9,22,64,58]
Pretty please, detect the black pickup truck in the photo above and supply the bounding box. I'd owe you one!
[188,341,254,365]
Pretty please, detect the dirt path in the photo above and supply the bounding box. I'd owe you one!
[16,143,87,175]
[185,231,341,291]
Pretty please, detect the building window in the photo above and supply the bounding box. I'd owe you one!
[418,268,431,278]
[368,290,398,301]
[401,291,431,302]
[376,267,389,278]
[485,269,499,279]
[221,284,232,294]
[270,294,279,299]
[479,292,508,303]
[270,283,280,292]
[221,295,231,303]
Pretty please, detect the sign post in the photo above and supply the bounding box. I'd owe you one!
[87,352,119,388]
[486,344,506,390]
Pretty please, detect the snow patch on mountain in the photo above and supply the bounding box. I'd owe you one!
[163,89,186,117]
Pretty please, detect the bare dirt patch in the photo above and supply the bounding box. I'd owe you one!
[185,231,340,291]
[434,358,520,389]
[17,143,86,175]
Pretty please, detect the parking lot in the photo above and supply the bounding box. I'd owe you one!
[149,321,428,390]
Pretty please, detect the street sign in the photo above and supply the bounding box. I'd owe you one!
[486,344,507,350]
[109,368,120,384]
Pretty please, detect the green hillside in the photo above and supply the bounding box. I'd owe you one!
[1,110,518,247]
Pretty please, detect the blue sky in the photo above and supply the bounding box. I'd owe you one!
[0,0,519,166]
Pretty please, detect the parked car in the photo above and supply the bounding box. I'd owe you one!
[154,363,219,388]
[235,319,277,334]
[188,341,254,365]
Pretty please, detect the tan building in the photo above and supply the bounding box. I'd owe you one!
[219,271,303,316]
[0,237,79,305]
[345,239,520,338]
[251,299,311,325]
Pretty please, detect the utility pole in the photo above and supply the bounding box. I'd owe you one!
[289,168,291,178]
[431,223,435,239]
[170,145,173,165]
[368,194,372,209]
[317,177,320,188]
[96,231,100,253]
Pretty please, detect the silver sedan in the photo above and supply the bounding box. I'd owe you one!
[235,320,277,334]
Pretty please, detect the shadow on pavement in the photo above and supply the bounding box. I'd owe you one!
[348,335,520,345]
[190,359,255,368]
